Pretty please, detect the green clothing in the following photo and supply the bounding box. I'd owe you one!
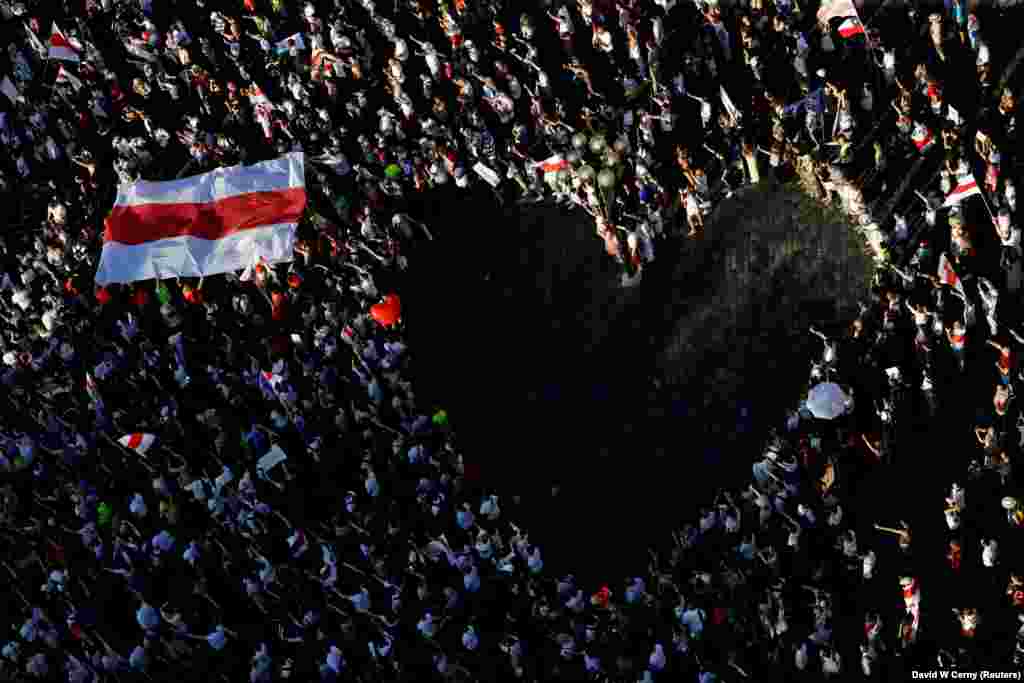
[155,280,172,306]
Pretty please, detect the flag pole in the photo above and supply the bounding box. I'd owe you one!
[946,168,996,223]
[973,169,998,224]
[976,192,997,224]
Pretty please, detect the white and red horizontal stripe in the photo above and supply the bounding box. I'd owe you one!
[96,223,298,284]
[538,156,569,174]
[944,174,981,206]
[911,128,934,152]
[112,152,304,207]
[95,153,305,285]
[119,433,156,454]
[248,86,272,107]
[104,188,306,243]
[838,18,865,38]
[817,0,858,24]
[938,253,963,291]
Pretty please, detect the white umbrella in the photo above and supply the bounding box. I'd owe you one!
[806,383,851,420]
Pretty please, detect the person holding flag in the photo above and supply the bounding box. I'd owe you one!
[818,0,865,56]
[836,16,865,40]
[933,250,966,304]
[817,0,859,25]
[934,250,970,371]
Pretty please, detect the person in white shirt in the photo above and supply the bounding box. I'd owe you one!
[982,539,998,567]
[682,187,703,236]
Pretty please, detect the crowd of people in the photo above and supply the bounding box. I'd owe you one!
[2,0,1024,680]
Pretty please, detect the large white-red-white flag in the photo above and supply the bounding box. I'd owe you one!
[817,0,859,24]
[48,23,80,62]
[95,153,306,285]
[943,172,981,207]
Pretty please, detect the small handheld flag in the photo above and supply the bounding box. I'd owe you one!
[48,23,81,62]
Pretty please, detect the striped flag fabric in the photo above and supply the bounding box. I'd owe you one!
[838,18,865,38]
[911,124,935,153]
[84,372,103,411]
[817,0,859,24]
[95,153,306,285]
[258,370,284,399]
[537,155,570,185]
[48,23,80,62]
[119,433,156,455]
[938,252,965,293]
[536,155,570,174]
[247,85,273,108]
[944,172,981,207]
